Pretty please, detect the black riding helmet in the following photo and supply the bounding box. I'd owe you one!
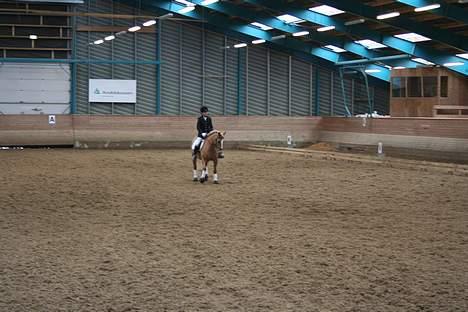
[200,106,208,113]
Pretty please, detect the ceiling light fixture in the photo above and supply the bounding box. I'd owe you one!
[128,26,141,32]
[344,19,365,26]
[143,20,156,27]
[376,12,400,20]
[415,4,441,12]
[178,6,196,13]
[252,39,266,44]
[271,34,286,40]
[317,26,335,32]
[292,31,309,37]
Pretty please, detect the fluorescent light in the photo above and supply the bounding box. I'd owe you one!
[317,25,335,32]
[128,26,141,32]
[324,45,347,53]
[201,0,218,4]
[277,14,305,24]
[444,62,464,67]
[377,12,400,20]
[252,39,266,44]
[412,58,435,65]
[178,6,196,13]
[384,65,393,70]
[271,34,286,40]
[234,43,247,48]
[344,18,365,26]
[355,39,387,49]
[29,35,37,40]
[394,32,431,42]
[292,31,309,37]
[250,22,273,31]
[393,66,406,69]
[458,0,468,3]
[415,4,441,12]
[143,20,156,26]
[104,35,115,41]
[456,53,468,59]
[94,39,104,45]
[309,5,344,16]
[159,13,174,19]
[175,0,195,6]
[365,69,381,73]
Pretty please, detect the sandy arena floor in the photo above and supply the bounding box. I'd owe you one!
[0,149,467,312]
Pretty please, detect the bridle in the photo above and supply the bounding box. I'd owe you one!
[215,132,224,153]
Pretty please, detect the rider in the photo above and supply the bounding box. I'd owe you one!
[192,106,213,159]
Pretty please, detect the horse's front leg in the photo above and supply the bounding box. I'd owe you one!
[200,160,209,184]
[213,159,219,184]
[192,157,198,181]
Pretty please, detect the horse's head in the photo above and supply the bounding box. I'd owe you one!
[215,131,226,151]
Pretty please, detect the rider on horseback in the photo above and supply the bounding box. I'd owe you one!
[192,106,224,160]
[192,106,213,159]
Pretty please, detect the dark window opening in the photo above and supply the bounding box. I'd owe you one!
[440,76,448,98]
[6,49,51,58]
[423,76,437,97]
[391,77,406,97]
[407,77,422,97]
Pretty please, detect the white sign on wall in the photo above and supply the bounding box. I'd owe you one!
[89,79,137,103]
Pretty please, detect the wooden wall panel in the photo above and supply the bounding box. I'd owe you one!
[319,117,468,139]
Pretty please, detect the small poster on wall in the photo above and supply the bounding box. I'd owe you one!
[48,115,56,125]
[89,79,137,103]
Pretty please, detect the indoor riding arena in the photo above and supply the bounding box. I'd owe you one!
[0,1,467,312]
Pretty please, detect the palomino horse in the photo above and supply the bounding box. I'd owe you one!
[192,130,226,184]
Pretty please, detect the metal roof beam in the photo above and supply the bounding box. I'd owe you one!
[396,0,468,25]
[140,0,390,80]
[245,0,468,76]
[312,0,468,51]
[195,0,419,70]
[193,0,381,59]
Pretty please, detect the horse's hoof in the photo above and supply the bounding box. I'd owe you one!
[192,177,198,182]
[213,180,219,184]
[199,177,205,184]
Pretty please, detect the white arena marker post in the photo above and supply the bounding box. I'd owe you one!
[377,142,384,157]
[287,135,292,148]
[48,115,56,125]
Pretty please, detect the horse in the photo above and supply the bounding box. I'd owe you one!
[192,130,226,184]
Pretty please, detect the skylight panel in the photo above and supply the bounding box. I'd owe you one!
[250,22,273,31]
[355,39,387,49]
[277,14,305,24]
[394,33,431,42]
[412,58,435,65]
[309,5,344,16]
[324,45,347,53]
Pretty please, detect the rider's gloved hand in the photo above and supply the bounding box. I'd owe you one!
[202,133,207,139]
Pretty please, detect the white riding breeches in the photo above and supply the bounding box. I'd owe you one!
[192,137,203,151]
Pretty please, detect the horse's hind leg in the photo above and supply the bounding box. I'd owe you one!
[213,159,219,184]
